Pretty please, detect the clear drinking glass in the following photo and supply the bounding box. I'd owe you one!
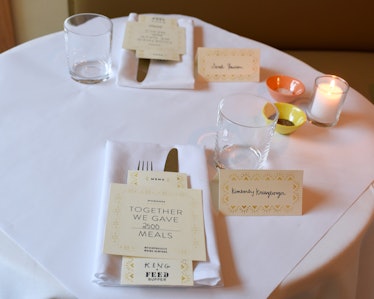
[215,93,279,169]
[64,13,113,84]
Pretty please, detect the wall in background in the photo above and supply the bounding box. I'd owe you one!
[1,0,16,52]
[11,0,69,44]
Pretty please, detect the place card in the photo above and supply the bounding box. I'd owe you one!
[104,183,207,261]
[219,169,303,216]
[197,47,260,82]
[123,15,186,61]
[121,257,194,286]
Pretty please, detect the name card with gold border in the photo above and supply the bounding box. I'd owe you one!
[219,169,303,216]
[197,48,260,82]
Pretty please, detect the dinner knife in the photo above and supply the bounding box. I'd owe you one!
[136,58,150,82]
[163,148,179,172]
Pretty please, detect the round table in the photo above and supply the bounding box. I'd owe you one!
[0,15,373,299]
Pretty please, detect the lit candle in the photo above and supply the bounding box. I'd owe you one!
[310,79,343,123]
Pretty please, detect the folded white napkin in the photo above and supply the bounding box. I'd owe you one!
[93,140,222,287]
[117,13,195,89]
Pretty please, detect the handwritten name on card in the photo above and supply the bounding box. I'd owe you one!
[197,48,260,82]
[219,169,303,216]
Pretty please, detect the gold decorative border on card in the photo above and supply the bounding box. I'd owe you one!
[122,257,136,283]
[197,48,260,82]
[117,170,196,286]
[219,170,303,216]
[127,170,188,189]
[121,257,193,286]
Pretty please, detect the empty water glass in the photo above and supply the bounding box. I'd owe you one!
[64,13,113,84]
[215,93,278,169]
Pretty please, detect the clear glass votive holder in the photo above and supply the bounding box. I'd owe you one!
[307,75,349,127]
[214,93,279,170]
[64,13,113,84]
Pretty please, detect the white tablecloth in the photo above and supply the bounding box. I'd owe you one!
[0,15,373,299]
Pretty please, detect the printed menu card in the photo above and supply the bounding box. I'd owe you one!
[123,15,186,61]
[219,169,303,216]
[104,183,206,260]
[103,170,206,286]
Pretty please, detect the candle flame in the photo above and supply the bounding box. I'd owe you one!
[330,80,335,89]
[327,79,336,95]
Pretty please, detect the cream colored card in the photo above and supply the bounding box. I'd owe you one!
[197,47,260,82]
[104,183,206,261]
[127,170,188,189]
[121,170,193,286]
[121,257,193,286]
[123,15,186,61]
[219,169,303,216]
[138,15,178,26]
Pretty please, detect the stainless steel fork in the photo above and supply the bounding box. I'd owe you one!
[137,160,153,171]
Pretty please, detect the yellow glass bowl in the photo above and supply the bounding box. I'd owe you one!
[273,102,307,135]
